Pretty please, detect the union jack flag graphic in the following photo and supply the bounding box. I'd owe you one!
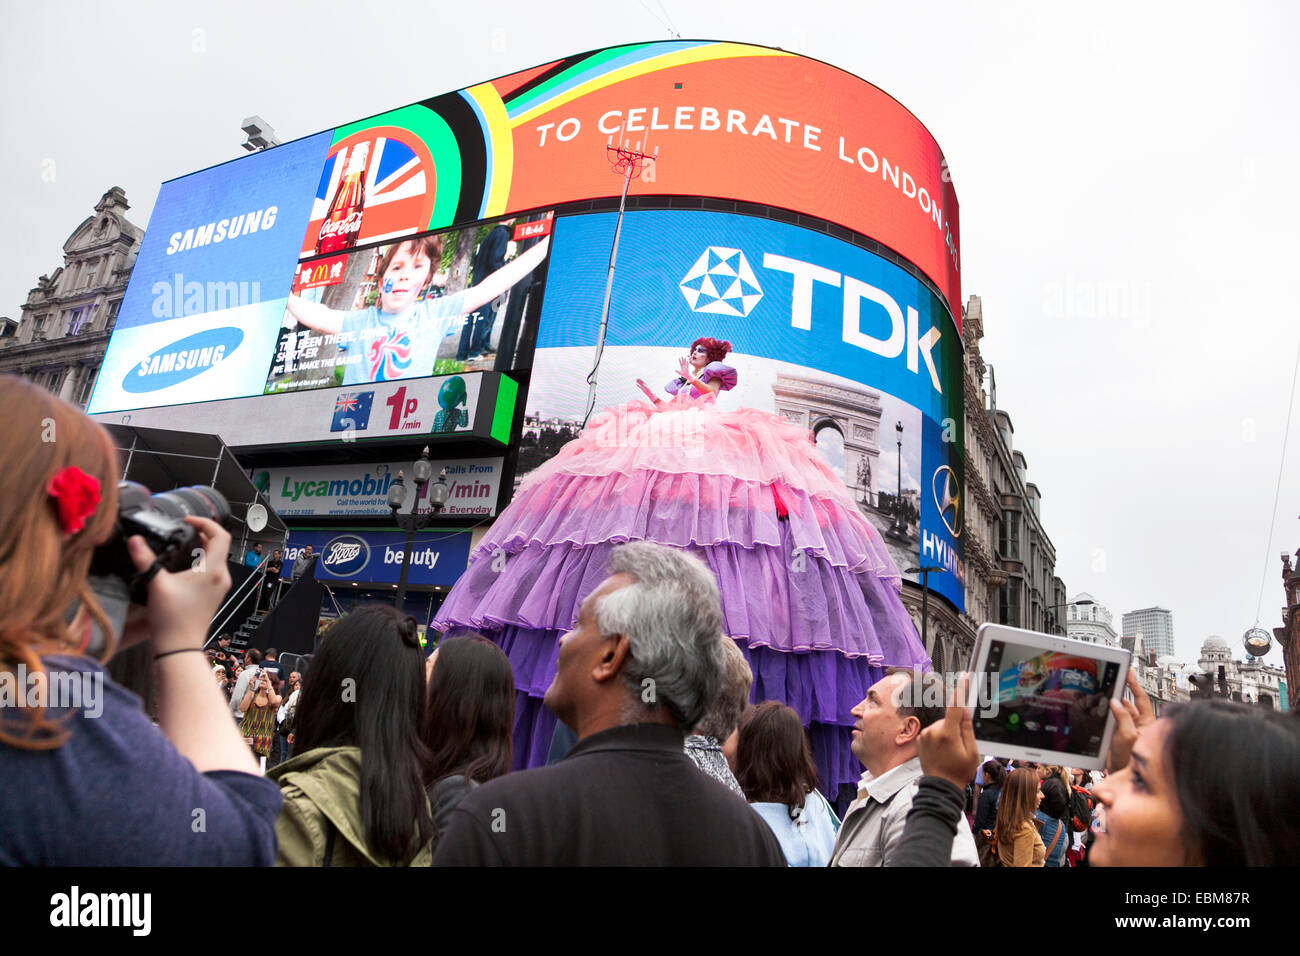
[330,391,374,432]
[368,328,413,381]
[300,134,435,258]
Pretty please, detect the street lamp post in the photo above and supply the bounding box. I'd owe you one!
[888,421,908,539]
[905,565,943,653]
[1043,598,1094,637]
[387,447,449,611]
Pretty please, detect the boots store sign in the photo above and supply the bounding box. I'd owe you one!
[254,458,503,517]
[285,530,472,588]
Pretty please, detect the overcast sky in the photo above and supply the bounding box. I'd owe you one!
[3,0,1297,668]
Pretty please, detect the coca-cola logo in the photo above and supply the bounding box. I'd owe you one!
[318,212,362,242]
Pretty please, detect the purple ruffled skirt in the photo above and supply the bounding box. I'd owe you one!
[434,396,929,799]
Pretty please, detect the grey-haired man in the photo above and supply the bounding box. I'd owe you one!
[432,542,785,866]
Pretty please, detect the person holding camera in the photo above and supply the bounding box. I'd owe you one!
[0,376,281,865]
[240,668,282,765]
[229,648,264,718]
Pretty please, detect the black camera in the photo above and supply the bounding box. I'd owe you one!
[90,481,233,604]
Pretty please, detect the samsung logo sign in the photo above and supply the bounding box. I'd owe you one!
[123,327,243,393]
[320,535,370,577]
[165,206,278,255]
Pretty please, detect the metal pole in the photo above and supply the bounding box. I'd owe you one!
[123,434,138,480]
[896,436,902,514]
[584,167,633,426]
[395,521,416,611]
[921,569,930,652]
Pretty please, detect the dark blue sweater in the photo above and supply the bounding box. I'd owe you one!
[0,655,281,865]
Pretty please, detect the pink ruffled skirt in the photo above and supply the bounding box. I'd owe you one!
[434,396,930,800]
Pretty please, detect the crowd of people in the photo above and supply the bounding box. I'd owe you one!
[3,374,1300,867]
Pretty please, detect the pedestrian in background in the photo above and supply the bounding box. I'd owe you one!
[736,701,839,867]
[996,768,1045,867]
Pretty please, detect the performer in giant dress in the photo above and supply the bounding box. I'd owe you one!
[433,336,929,803]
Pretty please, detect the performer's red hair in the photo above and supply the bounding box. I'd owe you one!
[690,337,732,364]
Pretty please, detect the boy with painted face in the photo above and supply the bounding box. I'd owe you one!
[284,231,549,385]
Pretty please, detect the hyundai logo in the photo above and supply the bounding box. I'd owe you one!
[932,465,961,538]
[320,534,370,577]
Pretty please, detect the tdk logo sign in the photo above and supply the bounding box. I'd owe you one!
[679,244,945,395]
[764,253,944,395]
[680,247,763,316]
[321,534,370,577]
[124,327,242,393]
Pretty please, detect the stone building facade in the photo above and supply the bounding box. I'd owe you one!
[1278,548,1300,712]
[899,294,1070,675]
[0,187,142,406]
[1064,592,1119,646]
[1197,635,1287,710]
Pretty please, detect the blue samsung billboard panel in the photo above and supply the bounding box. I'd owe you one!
[89,132,333,413]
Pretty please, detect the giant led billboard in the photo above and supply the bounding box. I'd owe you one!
[293,40,961,315]
[525,209,966,609]
[90,39,959,430]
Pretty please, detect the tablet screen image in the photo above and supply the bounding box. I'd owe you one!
[976,639,1124,759]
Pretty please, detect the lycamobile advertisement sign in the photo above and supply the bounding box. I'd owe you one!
[255,458,503,517]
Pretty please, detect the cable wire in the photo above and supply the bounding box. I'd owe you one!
[1255,332,1300,624]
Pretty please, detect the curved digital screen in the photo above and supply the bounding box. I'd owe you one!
[526,208,966,610]
[90,40,960,419]
[291,40,961,313]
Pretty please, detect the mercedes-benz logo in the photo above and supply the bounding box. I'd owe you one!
[932,465,961,538]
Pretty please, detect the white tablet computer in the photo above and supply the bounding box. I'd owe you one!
[969,623,1131,771]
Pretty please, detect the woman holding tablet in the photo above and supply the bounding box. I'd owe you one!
[1090,675,1300,866]
[915,666,1300,866]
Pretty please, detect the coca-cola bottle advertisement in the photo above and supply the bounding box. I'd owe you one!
[315,142,369,256]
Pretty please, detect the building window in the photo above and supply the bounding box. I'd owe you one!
[999,510,1020,560]
[36,368,65,394]
[68,307,86,335]
[106,299,121,325]
[75,366,99,407]
[999,579,1022,626]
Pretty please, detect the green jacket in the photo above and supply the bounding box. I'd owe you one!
[268,746,433,867]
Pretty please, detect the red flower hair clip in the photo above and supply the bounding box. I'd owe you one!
[47,466,102,535]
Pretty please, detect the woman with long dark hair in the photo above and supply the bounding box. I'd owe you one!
[270,604,433,866]
[238,668,282,765]
[996,768,1045,867]
[421,635,515,834]
[735,701,839,867]
[1036,776,1070,867]
[1092,692,1300,866]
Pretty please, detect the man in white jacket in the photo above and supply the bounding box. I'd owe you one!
[829,668,979,866]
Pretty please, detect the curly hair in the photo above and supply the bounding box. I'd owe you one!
[690,337,732,364]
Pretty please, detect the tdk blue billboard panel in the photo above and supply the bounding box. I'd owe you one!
[525,209,966,609]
